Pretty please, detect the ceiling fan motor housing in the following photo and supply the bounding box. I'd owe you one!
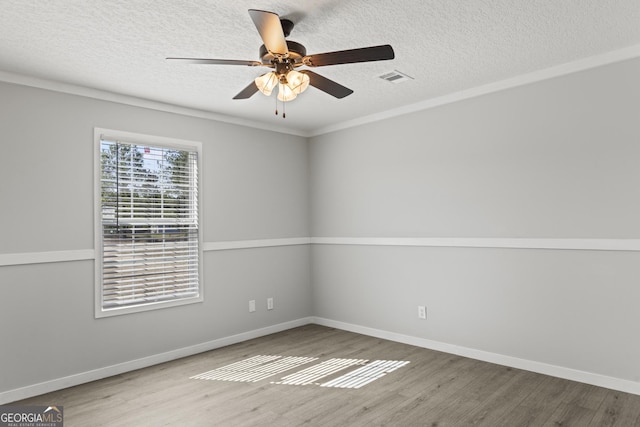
[259,40,307,66]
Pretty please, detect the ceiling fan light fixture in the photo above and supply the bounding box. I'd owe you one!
[285,70,310,95]
[277,82,297,102]
[255,72,278,96]
[171,9,395,108]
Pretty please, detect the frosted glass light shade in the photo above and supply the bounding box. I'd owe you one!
[286,70,310,95]
[255,72,278,96]
[277,82,297,102]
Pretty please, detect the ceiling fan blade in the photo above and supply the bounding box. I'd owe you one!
[248,9,289,57]
[233,81,259,99]
[300,70,353,99]
[303,44,394,67]
[166,57,263,66]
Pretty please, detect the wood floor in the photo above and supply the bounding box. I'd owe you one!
[13,325,640,426]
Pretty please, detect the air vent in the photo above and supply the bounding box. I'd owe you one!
[378,70,414,84]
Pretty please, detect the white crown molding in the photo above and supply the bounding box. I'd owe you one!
[308,43,640,136]
[0,70,308,137]
[3,44,640,138]
[312,317,640,396]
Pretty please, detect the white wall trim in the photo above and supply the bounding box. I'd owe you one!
[0,238,311,267]
[311,237,640,252]
[3,237,639,267]
[0,70,307,138]
[0,317,314,405]
[312,317,640,396]
[3,44,640,138]
[203,237,312,251]
[309,43,640,136]
[0,249,95,267]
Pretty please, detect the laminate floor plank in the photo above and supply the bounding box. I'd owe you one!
[497,374,578,426]
[590,391,640,426]
[458,369,543,425]
[390,360,519,426]
[376,358,494,425]
[318,391,408,427]
[11,325,640,426]
[541,384,611,427]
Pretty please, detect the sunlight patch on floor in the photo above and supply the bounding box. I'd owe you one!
[191,355,409,389]
[190,355,317,382]
[321,359,410,389]
[272,358,368,386]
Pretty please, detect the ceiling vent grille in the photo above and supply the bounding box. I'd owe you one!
[378,70,414,84]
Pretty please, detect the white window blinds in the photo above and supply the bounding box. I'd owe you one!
[98,135,200,312]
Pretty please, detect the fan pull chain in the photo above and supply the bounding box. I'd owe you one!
[273,90,287,118]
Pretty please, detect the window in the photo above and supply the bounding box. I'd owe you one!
[95,129,202,317]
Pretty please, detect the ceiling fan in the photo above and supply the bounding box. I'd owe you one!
[167,9,395,116]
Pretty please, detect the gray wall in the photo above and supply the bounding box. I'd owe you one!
[309,58,640,383]
[2,55,640,397]
[0,82,312,394]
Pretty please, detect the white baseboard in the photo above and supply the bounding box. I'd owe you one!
[0,317,314,405]
[312,317,640,396]
[3,316,639,404]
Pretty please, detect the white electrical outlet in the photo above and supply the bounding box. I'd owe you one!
[267,297,274,310]
[418,305,426,319]
[249,300,256,313]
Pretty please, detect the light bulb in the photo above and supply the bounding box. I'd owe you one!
[277,82,297,102]
[255,72,278,96]
[286,70,310,94]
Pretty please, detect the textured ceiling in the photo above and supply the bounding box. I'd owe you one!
[1,0,640,135]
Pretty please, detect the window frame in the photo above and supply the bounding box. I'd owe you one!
[94,128,203,318]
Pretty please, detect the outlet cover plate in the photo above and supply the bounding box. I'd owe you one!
[418,305,426,319]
